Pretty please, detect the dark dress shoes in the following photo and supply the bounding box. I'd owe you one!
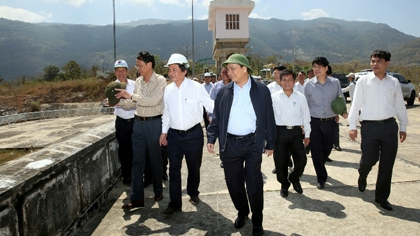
[317,182,325,189]
[272,168,277,174]
[189,196,200,205]
[334,145,342,151]
[122,201,144,209]
[162,172,168,181]
[220,162,224,168]
[358,176,367,192]
[325,157,333,162]
[253,226,264,236]
[280,189,288,198]
[234,215,248,229]
[292,181,303,194]
[376,199,393,211]
[154,194,163,201]
[163,206,181,215]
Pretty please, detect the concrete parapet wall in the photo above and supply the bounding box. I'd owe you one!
[0,107,114,126]
[0,121,119,236]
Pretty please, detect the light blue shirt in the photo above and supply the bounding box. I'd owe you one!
[209,80,225,100]
[227,77,256,135]
[203,83,213,94]
[303,76,344,118]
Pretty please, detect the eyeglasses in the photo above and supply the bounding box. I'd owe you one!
[135,64,145,69]
[312,65,325,70]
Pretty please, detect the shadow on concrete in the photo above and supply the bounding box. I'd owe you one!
[285,193,346,219]
[75,184,127,236]
[123,201,246,236]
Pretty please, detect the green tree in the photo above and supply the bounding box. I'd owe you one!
[62,60,81,80]
[90,65,99,77]
[43,65,60,81]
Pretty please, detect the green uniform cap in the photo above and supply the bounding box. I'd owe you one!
[222,54,252,72]
[331,95,347,115]
[105,82,126,106]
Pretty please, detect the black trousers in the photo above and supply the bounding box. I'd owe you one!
[334,122,340,147]
[359,119,398,201]
[221,134,263,227]
[274,127,307,189]
[115,116,134,181]
[167,124,204,208]
[309,119,336,183]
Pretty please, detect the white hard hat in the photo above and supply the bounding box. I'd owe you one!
[165,53,190,68]
[114,60,128,69]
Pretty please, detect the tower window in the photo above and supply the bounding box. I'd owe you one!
[225,14,240,30]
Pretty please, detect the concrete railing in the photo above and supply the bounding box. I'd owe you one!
[0,107,114,126]
[0,121,120,236]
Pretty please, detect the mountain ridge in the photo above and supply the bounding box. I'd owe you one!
[0,17,418,80]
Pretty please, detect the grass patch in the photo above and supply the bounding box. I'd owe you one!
[0,148,40,165]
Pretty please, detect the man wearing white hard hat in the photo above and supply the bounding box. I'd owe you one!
[202,72,213,130]
[159,53,214,215]
[111,60,136,186]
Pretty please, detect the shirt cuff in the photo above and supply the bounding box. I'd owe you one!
[349,123,357,130]
[400,125,406,132]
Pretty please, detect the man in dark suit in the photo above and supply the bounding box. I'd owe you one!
[207,54,276,236]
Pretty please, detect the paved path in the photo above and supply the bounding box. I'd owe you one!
[75,101,420,236]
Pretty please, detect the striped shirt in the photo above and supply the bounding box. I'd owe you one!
[119,72,167,117]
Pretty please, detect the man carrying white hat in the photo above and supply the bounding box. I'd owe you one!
[159,53,214,215]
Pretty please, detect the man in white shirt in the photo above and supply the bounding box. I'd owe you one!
[272,69,310,198]
[266,66,286,94]
[348,49,408,211]
[159,53,214,215]
[202,72,213,129]
[342,72,356,101]
[294,70,306,94]
[112,60,136,186]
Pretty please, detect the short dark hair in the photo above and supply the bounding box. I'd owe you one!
[370,49,391,61]
[312,57,329,67]
[327,65,332,75]
[307,68,313,74]
[280,69,296,81]
[273,65,286,71]
[178,64,188,72]
[298,70,306,75]
[137,51,155,68]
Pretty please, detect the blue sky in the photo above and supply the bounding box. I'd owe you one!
[0,0,419,37]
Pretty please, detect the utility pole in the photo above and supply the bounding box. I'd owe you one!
[191,0,195,78]
[113,0,116,62]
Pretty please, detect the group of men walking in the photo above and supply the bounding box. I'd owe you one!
[109,49,408,236]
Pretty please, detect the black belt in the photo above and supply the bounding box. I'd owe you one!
[134,115,161,121]
[116,116,134,122]
[171,123,200,134]
[227,132,255,139]
[361,117,395,124]
[277,125,301,130]
[311,117,335,121]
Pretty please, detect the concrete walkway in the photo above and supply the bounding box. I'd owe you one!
[76,102,420,236]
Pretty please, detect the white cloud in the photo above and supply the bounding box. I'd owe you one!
[301,8,329,20]
[249,13,270,20]
[200,0,211,8]
[0,6,51,23]
[122,0,155,7]
[187,14,208,20]
[42,0,94,7]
